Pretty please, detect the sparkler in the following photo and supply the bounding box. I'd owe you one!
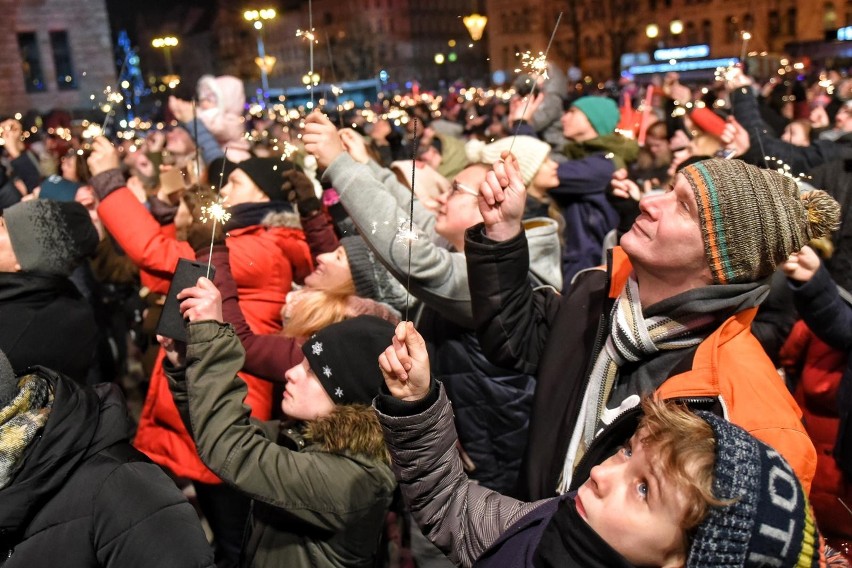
[402,118,419,321]
[739,31,752,65]
[202,150,232,278]
[297,0,318,108]
[100,56,129,136]
[508,12,563,155]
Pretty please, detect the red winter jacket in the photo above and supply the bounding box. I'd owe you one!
[97,185,312,482]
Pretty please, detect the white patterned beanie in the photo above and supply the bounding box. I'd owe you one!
[301,315,395,406]
[688,411,825,567]
[465,135,551,186]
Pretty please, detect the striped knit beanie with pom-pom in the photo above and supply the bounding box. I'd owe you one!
[680,159,841,284]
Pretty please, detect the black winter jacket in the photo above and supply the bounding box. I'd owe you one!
[0,368,214,568]
[0,272,97,383]
[808,158,852,293]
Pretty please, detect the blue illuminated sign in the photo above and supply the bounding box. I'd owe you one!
[629,58,738,75]
[653,44,711,61]
[839,26,852,41]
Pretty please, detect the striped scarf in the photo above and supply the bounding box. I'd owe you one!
[582,276,716,447]
[0,373,53,489]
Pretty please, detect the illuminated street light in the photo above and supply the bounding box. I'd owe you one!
[645,24,659,39]
[434,53,446,64]
[244,8,277,101]
[151,36,179,82]
[670,19,684,35]
[463,13,488,41]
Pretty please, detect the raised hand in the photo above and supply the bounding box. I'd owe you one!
[177,277,224,323]
[302,111,345,169]
[378,321,431,402]
[87,136,121,177]
[478,151,526,242]
[720,116,750,158]
[782,245,821,283]
[157,334,187,368]
[339,128,371,164]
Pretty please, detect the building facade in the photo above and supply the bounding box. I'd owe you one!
[486,0,851,81]
[0,0,115,115]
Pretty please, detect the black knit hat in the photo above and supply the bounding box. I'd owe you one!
[4,200,99,276]
[235,157,294,202]
[340,236,408,313]
[688,412,824,567]
[301,315,395,406]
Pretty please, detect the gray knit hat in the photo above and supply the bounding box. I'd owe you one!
[340,236,408,314]
[688,412,824,567]
[4,200,99,276]
[681,159,840,284]
[0,350,16,407]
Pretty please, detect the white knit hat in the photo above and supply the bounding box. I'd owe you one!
[465,136,552,186]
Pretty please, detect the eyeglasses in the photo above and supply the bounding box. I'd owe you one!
[450,180,479,197]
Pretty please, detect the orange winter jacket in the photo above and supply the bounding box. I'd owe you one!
[98,187,313,482]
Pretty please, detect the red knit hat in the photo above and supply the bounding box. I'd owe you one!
[688,107,726,138]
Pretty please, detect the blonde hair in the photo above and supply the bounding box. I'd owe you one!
[637,398,727,533]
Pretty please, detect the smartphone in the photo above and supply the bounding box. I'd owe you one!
[155,258,216,342]
[714,148,737,159]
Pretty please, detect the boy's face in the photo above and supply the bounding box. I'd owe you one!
[575,429,689,567]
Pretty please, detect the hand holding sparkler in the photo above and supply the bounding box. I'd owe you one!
[87,136,121,177]
[303,111,345,168]
[509,92,545,125]
[479,152,526,242]
[719,116,750,158]
[723,66,754,91]
[283,170,322,216]
[379,321,431,402]
[177,276,224,323]
[339,128,371,164]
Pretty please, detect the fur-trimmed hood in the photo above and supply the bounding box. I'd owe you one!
[303,404,390,465]
[261,209,302,230]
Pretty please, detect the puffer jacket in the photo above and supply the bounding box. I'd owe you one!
[465,227,816,499]
[785,265,852,538]
[0,369,213,568]
[167,322,397,568]
[92,169,313,482]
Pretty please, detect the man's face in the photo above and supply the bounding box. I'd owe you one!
[0,217,20,272]
[561,107,597,142]
[434,166,486,248]
[281,359,336,421]
[219,168,269,206]
[166,127,194,156]
[304,246,353,292]
[620,173,711,285]
[575,429,688,567]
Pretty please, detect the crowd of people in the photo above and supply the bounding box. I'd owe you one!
[0,61,851,568]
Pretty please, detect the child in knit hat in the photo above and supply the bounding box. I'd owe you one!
[161,315,397,568]
[376,322,839,567]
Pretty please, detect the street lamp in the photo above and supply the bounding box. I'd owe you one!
[463,13,488,42]
[244,8,277,100]
[669,19,684,36]
[152,36,179,87]
[645,24,659,39]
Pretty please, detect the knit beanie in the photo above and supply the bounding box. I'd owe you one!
[465,136,551,186]
[4,200,99,276]
[688,412,824,567]
[301,315,395,406]
[571,96,619,136]
[0,350,16,407]
[235,157,294,202]
[340,236,408,314]
[680,159,841,284]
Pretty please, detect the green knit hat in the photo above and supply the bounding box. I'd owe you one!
[680,159,840,284]
[571,96,619,136]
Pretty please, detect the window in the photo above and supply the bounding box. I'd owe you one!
[50,31,76,91]
[686,21,698,43]
[726,16,739,43]
[825,2,838,29]
[702,19,713,43]
[787,7,797,34]
[769,10,781,34]
[17,32,45,93]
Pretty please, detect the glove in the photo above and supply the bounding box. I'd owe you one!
[283,169,321,216]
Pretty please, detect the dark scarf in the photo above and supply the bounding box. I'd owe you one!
[224,201,295,232]
[533,496,633,568]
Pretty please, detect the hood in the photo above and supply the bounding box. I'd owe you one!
[524,217,563,291]
[0,372,130,534]
[260,209,303,229]
[302,404,390,464]
[563,133,640,169]
[197,75,246,116]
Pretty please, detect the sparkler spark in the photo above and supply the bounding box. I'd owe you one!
[279,141,298,160]
[296,29,318,43]
[514,51,549,81]
[201,201,232,225]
